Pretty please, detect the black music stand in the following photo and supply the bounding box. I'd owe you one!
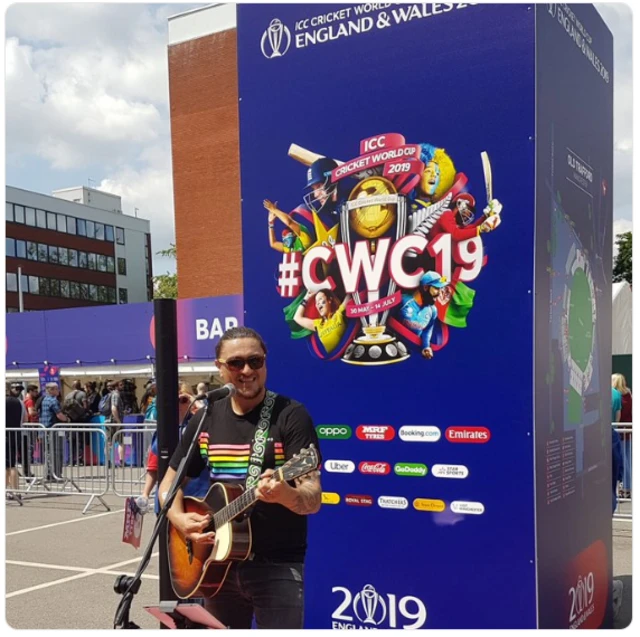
[145,601,227,629]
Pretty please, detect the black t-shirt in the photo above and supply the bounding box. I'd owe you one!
[169,393,320,562]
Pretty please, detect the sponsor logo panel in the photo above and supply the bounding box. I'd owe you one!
[321,492,341,505]
[450,500,485,514]
[356,425,396,441]
[445,426,491,443]
[377,495,409,510]
[431,464,469,479]
[359,461,391,475]
[345,494,374,506]
[316,425,352,439]
[413,498,446,512]
[399,425,441,442]
[325,460,356,473]
[394,462,428,477]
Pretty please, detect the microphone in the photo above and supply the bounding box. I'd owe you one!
[194,383,236,402]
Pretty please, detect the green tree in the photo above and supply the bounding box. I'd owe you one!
[153,244,178,299]
[613,232,632,286]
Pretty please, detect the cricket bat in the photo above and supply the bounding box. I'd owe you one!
[288,143,344,167]
[480,151,493,206]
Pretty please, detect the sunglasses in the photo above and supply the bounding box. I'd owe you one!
[218,355,266,372]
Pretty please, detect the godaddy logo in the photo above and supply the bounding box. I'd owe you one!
[394,463,428,477]
[316,425,352,440]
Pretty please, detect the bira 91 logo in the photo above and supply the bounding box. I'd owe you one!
[331,584,427,629]
[359,461,391,475]
[356,425,396,441]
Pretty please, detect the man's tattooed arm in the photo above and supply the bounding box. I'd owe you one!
[284,471,322,515]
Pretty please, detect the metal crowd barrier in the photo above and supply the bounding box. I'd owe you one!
[6,426,110,514]
[614,423,632,520]
[109,427,156,497]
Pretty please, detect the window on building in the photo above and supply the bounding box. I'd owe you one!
[79,251,88,269]
[118,288,129,304]
[60,280,70,298]
[117,257,127,275]
[6,272,17,292]
[48,245,59,264]
[97,286,108,303]
[86,220,95,239]
[16,240,26,259]
[105,225,114,242]
[50,279,61,297]
[25,207,36,227]
[80,283,89,300]
[14,205,25,224]
[27,241,38,261]
[106,256,115,273]
[38,244,48,263]
[29,276,39,295]
[58,247,69,267]
[39,278,50,296]
[20,274,28,294]
[6,202,13,222]
[89,284,98,301]
[47,211,57,230]
[6,307,19,313]
[87,253,96,271]
[108,287,117,304]
[36,209,46,228]
[77,218,87,237]
[98,254,107,272]
[67,216,77,235]
[57,214,67,233]
[68,249,78,268]
[95,222,105,241]
[70,282,81,299]
[116,227,125,245]
[6,238,15,258]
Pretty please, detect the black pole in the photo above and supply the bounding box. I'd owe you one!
[154,298,179,619]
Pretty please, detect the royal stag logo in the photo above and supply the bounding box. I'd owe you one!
[260,18,292,59]
[353,585,387,625]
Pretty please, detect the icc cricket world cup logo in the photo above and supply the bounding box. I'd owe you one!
[354,584,387,625]
[260,18,292,59]
[341,176,410,366]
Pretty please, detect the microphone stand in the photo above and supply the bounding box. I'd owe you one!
[113,393,214,629]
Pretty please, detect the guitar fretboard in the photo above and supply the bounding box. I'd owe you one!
[212,485,258,529]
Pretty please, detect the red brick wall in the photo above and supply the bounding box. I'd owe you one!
[169,29,243,299]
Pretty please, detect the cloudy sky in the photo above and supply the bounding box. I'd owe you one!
[4,2,634,275]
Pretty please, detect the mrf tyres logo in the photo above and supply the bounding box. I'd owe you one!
[260,18,292,58]
[316,425,352,440]
[332,583,427,629]
[356,425,396,441]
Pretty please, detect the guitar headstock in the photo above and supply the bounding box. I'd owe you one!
[279,445,320,482]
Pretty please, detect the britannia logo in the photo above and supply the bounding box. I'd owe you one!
[353,585,387,625]
[260,18,291,59]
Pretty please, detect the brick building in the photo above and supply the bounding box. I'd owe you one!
[5,185,153,312]
[168,4,243,299]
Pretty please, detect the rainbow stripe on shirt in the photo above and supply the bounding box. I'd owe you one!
[198,432,285,481]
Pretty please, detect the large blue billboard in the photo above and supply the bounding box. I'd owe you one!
[238,3,537,628]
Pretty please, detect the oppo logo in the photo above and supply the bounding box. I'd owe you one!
[445,426,491,443]
[450,500,485,515]
[316,425,352,439]
[356,425,396,441]
[399,426,441,442]
[359,461,391,475]
[378,496,408,510]
[394,463,428,477]
[345,494,373,507]
[325,460,356,474]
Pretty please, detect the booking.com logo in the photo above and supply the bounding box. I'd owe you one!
[316,425,352,440]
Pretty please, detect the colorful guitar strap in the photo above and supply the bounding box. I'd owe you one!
[245,390,278,490]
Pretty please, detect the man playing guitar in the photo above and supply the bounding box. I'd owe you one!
[158,326,322,629]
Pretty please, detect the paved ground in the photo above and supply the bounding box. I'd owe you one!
[3,493,634,629]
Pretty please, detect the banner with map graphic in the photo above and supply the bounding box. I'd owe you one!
[238,3,542,629]
[533,4,613,629]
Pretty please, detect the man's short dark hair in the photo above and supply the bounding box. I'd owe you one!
[215,326,268,360]
[27,384,39,392]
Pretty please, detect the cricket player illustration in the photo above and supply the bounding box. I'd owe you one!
[264,199,313,253]
[398,271,450,360]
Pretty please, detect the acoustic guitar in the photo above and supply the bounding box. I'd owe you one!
[167,445,320,599]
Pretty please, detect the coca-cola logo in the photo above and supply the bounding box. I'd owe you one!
[358,461,391,475]
[345,494,374,506]
[356,425,396,441]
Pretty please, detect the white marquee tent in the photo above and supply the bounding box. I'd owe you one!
[612,281,632,355]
